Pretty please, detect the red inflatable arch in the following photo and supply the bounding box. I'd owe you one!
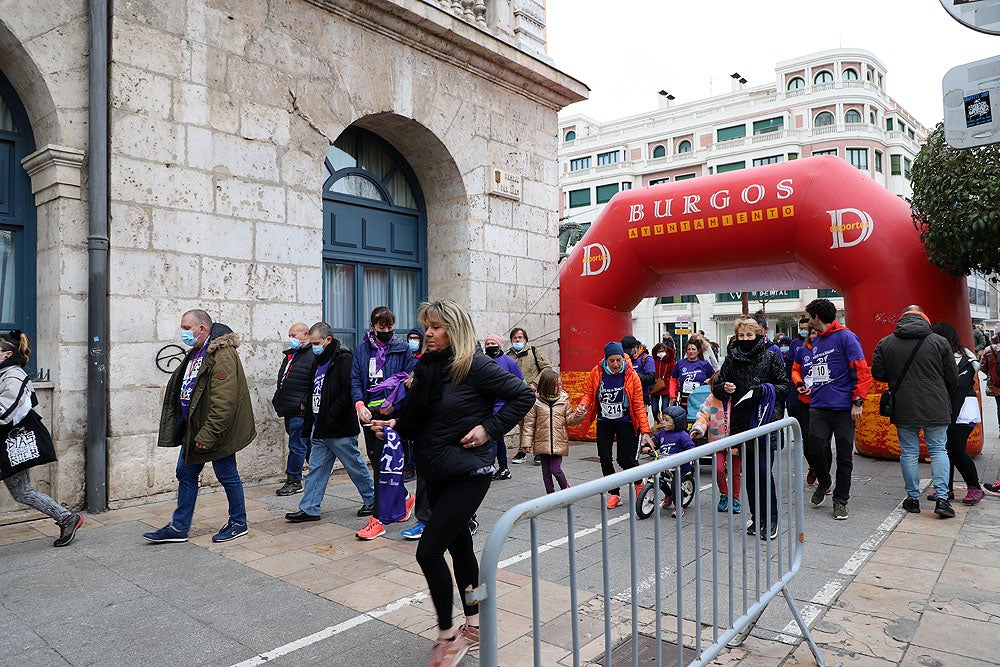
[560,156,982,459]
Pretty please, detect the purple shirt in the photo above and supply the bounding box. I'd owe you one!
[179,345,208,422]
[491,353,525,414]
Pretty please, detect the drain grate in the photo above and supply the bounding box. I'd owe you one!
[595,634,698,666]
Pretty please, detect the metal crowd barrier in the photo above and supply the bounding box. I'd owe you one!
[472,417,841,667]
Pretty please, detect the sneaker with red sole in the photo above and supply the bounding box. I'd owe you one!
[606,494,622,509]
[53,513,83,547]
[356,516,385,540]
[806,469,817,485]
[400,493,416,522]
[981,481,1000,496]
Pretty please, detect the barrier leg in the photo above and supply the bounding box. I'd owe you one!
[781,587,842,667]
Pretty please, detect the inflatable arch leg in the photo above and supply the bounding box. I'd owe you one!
[559,156,982,459]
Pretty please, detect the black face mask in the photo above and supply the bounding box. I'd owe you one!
[375,330,394,343]
[737,337,758,353]
[484,346,502,358]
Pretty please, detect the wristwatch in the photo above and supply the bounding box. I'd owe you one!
[852,397,864,407]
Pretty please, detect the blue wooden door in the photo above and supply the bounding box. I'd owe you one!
[0,71,36,343]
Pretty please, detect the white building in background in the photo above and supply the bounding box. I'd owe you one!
[555,48,992,348]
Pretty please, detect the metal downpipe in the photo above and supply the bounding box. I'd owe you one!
[85,0,109,512]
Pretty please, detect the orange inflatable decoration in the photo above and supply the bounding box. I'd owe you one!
[560,156,982,459]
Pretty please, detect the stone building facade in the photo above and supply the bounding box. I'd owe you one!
[0,0,586,518]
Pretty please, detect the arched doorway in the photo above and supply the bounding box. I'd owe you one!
[322,127,427,346]
[559,157,978,459]
[0,69,35,344]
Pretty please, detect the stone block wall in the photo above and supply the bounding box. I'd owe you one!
[101,0,576,505]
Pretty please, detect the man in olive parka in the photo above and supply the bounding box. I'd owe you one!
[144,309,256,544]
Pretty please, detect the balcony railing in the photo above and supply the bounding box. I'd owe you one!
[431,0,549,60]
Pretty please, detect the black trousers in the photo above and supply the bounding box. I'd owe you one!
[416,474,491,630]
[946,423,981,491]
[806,408,855,505]
[596,420,639,497]
[743,437,778,528]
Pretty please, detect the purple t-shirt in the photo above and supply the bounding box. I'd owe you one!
[672,359,714,394]
[179,345,208,422]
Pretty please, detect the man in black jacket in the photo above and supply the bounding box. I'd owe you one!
[285,322,375,522]
[872,306,958,518]
[272,322,315,496]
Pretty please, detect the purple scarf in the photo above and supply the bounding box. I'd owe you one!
[364,330,391,372]
[369,372,410,411]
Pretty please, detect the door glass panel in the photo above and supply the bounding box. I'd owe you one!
[362,266,389,325]
[0,98,13,133]
[327,133,357,173]
[386,169,417,209]
[0,230,14,322]
[324,262,354,332]
[392,269,419,332]
[329,174,386,202]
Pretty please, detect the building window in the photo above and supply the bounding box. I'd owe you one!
[812,149,838,157]
[568,188,591,208]
[846,148,868,170]
[813,70,833,85]
[814,111,835,127]
[817,288,842,298]
[890,154,901,175]
[787,76,805,91]
[752,155,784,167]
[569,156,591,171]
[655,295,698,304]
[597,150,620,166]
[717,124,747,142]
[564,130,576,141]
[844,109,862,124]
[752,117,784,135]
[596,183,620,204]
[908,128,915,140]
[874,150,883,173]
[886,118,894,132]
[674,173,697,181]
[842,68,859,81]
[788,152,799,160]
[677,139,692,153]
[716,161,745,173]
[621,182,632,190]
[649,177,669,185]
[903,157,912,178]
[869,111,876,125]
[898,121,907,134]
[652,145,666,158]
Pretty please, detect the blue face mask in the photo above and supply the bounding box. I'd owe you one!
[798,329,809,337]
[780,346,790,353]
[512,342,525,352]
[312,344,324,356]
[180,329,197,347]
[408,339,420,352]
[288,337,302,350]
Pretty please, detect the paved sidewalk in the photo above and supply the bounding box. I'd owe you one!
[1,443,999,666]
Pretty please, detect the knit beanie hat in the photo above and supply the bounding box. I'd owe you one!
[604,341,624,358]
[485,333,504,347]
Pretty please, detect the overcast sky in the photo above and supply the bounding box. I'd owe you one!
[545,0,998,128]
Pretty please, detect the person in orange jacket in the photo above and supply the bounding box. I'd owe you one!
[575,341,654,509]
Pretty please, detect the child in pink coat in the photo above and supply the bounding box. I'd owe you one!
[690,374,741,513]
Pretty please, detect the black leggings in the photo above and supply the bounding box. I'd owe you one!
[416,474,491,630]
[596,420,639,497]
[946,423,981,491]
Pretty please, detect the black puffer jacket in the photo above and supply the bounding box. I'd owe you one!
[948,350,978,423]
[872,313,957,426]
[712,336,790,435]
[272,348,316,417]
[395,351,535,482]
[302,339,359,439]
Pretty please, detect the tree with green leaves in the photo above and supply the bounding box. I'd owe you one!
[909,123,1000,277]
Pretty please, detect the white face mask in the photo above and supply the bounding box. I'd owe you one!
[656,352,666,359]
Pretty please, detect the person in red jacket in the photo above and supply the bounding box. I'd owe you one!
[649,341,675,420]
[576,341,654,509]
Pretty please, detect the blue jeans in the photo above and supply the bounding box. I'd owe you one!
[284,415,308,481]
[172,449,246,534]
[299,436,375,515]
[896,425,949,500]
[493,438,508,470]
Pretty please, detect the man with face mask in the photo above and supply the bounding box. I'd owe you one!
[286,322,375,524]
[146,310,256,544]
[271,322,315,496]
[352,307,418,540]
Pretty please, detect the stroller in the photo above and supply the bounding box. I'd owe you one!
[636,406,697,519]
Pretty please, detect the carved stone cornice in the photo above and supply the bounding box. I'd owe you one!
[20,145,86,205]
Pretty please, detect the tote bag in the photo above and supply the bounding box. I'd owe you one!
[0,410,57,480]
